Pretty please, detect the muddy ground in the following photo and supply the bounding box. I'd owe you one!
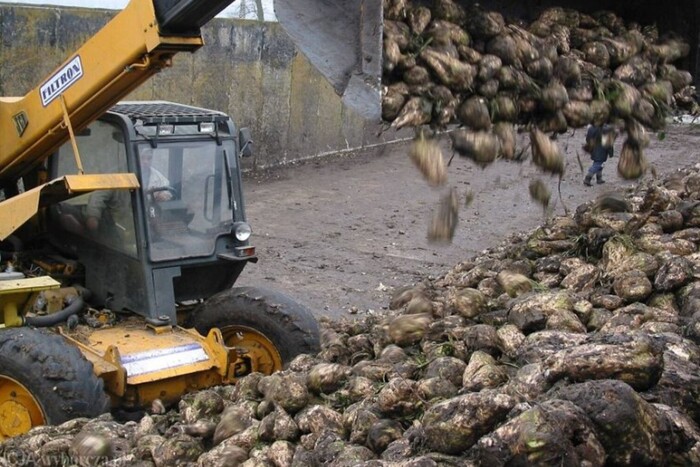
[236,123,700,321]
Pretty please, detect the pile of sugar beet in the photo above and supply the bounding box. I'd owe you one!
[5,171,700,466]
[5,3,700,467]
[397,0,700,244]
[383,0,699,134]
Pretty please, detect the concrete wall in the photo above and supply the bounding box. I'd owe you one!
[0,5,398,171]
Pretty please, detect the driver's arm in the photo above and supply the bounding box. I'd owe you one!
[149,168,173,201]
[85,190,112,230]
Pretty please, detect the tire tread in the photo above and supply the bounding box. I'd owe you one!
[191,286,321,364]
[0,328,110,424]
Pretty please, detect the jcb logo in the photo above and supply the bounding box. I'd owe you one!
[13,111,28,136]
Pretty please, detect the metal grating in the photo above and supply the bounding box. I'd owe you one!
[110,101,227,124]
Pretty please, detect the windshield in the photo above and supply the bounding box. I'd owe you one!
[139,140,239,262]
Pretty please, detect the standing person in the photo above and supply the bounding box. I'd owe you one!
[583,122,615,186]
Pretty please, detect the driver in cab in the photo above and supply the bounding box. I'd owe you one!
[140,150,172,202]
[85,149,172,233]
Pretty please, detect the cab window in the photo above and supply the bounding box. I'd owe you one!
[52,121,137,257]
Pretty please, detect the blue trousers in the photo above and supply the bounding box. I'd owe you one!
[587,160,604,178]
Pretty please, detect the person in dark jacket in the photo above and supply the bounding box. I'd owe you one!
[583,122,615,186]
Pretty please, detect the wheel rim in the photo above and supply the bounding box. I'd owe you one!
[220,325,283,378]
[0,376,45,440]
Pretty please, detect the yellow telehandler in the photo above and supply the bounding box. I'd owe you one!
[0,0,383,439]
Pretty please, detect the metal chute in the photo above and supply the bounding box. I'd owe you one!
[274,0,383,121]
[154,0,384,120]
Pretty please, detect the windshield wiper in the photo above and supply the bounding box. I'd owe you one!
[222,149,234,209]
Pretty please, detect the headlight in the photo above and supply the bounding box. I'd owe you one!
[233,222,252,241]
[158,124,174,135]
[199,122,215,133]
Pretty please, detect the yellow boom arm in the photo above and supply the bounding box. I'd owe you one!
[0,0,222,184]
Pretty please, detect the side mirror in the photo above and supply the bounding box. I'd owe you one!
[239,128,253,158]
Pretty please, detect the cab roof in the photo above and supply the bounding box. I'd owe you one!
[109,101,228,124]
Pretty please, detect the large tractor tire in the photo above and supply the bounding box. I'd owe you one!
[0,328,110,440]
[189,287,321,376]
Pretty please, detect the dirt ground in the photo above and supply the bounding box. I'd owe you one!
[235,123,700,321]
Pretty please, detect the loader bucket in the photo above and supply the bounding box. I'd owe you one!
[274,0,383,121]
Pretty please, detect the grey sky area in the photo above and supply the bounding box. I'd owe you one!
[0,0,277,21]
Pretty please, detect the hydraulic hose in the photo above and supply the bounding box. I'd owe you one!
[25,296,85,328]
